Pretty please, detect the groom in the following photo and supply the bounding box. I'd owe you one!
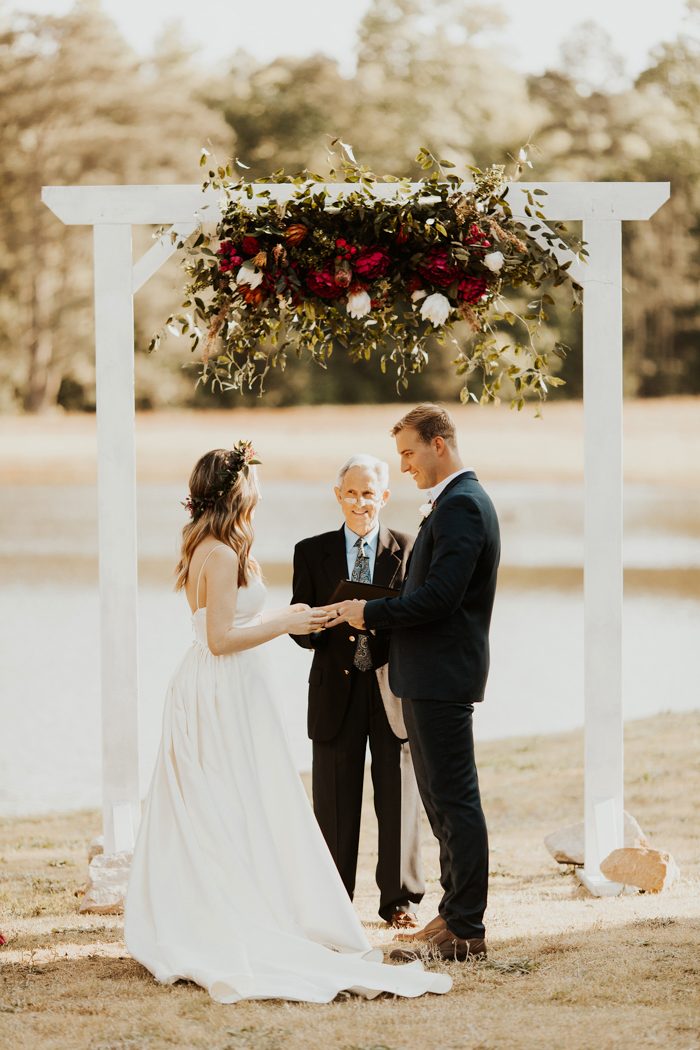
[325,404,500,961]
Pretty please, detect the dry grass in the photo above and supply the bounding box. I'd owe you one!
[1,397,699,488]
[1,712,699,1049]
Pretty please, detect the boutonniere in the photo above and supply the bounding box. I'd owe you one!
[418,501,434,527]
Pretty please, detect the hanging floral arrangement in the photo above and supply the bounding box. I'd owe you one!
[152,145,585,406]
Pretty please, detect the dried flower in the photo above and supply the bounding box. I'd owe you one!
[201,305,228,365]
[334,258,353,288]
[285,223,308,246]
[458,302,482,330]
[241,285,264,306]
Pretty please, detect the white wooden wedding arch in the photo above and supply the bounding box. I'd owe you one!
[42,180,669,895]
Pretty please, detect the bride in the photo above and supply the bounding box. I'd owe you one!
[124,441,450,1004]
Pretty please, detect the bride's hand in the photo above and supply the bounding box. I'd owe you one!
[286,604,332,635]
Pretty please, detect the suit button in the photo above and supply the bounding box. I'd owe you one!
[349,635,356,642]
[343,669,350,676]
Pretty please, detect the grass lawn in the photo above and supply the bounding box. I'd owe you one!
[1,711,699,1050]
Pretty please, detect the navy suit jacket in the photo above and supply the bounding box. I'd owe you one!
[363,472,500,703]
[291,524,413,740]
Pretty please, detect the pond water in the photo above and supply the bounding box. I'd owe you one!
[1,481,699,815]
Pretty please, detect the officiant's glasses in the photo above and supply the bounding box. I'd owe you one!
[340,495,381,506]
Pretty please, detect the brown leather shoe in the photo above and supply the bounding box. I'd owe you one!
[390,927,486,963]
[395,913,447,942]
[387,905,419,929]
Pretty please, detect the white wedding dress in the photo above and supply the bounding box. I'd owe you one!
[124,561,450,1004]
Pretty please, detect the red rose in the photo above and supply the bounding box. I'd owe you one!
[395,225,410,246]
[465,223,491,250]
[406,274,424,294]
[417,248,460,288]
[241,235,260,256]
[354,247,391,280]
[306,268,344,300]
[458,275,489,304]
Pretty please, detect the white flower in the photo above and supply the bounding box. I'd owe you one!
[411,288,427,302]
[420,292,451,327]
[346,289,372,319]
[483,251,505,273]
[418,501,434,520]
[236,262,263,289]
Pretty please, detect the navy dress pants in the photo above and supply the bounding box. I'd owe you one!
[402,698,488,939]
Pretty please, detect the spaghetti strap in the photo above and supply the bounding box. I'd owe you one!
[195,545,226,611]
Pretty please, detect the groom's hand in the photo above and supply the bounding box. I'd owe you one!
[322,599,367,630]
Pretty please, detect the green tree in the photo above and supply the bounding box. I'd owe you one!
[0,1,231,412]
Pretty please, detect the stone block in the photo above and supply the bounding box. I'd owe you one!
[599,847,679,893]
[545,811,647,866]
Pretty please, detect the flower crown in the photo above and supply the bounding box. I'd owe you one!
[183,440,260,519]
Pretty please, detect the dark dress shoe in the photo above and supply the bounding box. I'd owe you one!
[390,927,486,963]
[395,913,447,942]
[387,904,419,929]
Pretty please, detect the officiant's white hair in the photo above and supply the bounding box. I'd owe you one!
[336,454,389,490]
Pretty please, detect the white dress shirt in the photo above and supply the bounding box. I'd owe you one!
[429,468,474,504]
[343,522,380,580]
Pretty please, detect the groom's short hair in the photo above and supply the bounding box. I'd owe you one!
[391,404,457,447]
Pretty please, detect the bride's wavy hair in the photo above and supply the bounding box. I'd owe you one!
[175,447,261,591]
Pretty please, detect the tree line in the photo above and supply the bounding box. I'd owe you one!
[1,0,698,412]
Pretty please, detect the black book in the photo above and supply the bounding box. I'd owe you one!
[328,579,399,604]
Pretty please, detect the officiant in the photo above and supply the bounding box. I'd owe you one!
[290,454,424,928]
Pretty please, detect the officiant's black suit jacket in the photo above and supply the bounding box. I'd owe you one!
[291,525,413,741]
[363,473,500,702]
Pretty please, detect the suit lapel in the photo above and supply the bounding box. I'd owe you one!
[323,526,349,589]
[373,525,402,588]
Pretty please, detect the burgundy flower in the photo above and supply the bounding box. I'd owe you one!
[458,275,489,304]
[417,248,460,288]
[306,268,344,300]
[217,240,243,273]
[464,223,491,250]
[241,235,261,256]
[405,274,424,295]
[354,247,391,280]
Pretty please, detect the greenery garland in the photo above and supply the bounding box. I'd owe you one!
[153,145,586,407]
